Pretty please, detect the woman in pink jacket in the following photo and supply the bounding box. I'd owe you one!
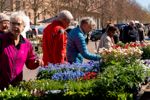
[0,11,43,90]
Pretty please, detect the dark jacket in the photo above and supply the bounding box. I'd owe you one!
[122,26,139,43]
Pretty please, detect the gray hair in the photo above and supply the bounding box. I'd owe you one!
[10,11,30,26]
[80,17,96,26]
[10,11,30,38]
[57,10,73,23]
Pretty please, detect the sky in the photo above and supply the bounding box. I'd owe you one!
[135,0,150,9]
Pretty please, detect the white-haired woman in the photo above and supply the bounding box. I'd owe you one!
[67,17,101,63]
[0,11,43,90]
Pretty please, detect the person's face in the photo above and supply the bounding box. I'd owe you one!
[109,30,116,37]
[63,21,70,29]
[62,18,73,29]
[83,24,95,34]
[129,22,135,28]
[0,20,10,32]
[10,17,24,36]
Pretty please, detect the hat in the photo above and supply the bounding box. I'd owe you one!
[0,13,9,22]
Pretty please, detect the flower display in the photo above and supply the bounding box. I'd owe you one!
[112,42,147,49]
[37,61,100,81]
[99,46,143,64]
[143,59,150,68]
[81,72,97,80]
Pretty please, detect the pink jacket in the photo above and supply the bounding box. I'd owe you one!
[0,33,38,89]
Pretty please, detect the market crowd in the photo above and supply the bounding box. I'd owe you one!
[0,10,147,90]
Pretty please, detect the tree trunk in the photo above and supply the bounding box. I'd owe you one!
[34,11,37,25]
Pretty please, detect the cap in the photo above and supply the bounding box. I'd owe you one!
[0,13,9,22]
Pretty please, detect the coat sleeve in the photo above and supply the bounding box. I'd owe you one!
[55,27,67,63]
[0,37,2,54]
[74,32,101,61]
[25,42,39,70]
[42,26,50,65]
[102,37,113,49]
[0,34,8,54]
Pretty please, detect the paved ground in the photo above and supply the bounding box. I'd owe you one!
[23,66,39,81]
[23,41,99,81]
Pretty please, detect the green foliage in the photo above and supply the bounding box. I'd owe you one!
[62,80,96,100]
[1,49,150,100]
[1,61,148,99]
[116,41,125,47]
[37,70,56,80]
[19,79,95,94]
[93,61,148,99]
[19,79,64,91]
[18,79,96,100]
[141,46,150,59]
[64,80,95,95]
[0,85,35,100]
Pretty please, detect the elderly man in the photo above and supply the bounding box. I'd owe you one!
[0,11,43,90]
[42,10,73,65]
[122,20,139,43]
[0,13,10,34]
[67,17,101,63]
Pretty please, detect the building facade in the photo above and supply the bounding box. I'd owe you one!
[2,0,50,24]
[2,0,102,28]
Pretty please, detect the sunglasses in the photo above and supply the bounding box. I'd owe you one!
[10,22,22,26]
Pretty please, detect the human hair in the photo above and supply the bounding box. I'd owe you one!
[10,11,29,26]
[57,10,73,23]
[10,11,30,38]
[80,17,96,26]
[105,23,114,32]
[107,26,117,32]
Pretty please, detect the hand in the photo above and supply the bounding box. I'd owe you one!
[35,59,44,66]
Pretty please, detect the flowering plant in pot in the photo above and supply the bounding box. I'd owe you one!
[37,61,100,81]
[99,47,142,66]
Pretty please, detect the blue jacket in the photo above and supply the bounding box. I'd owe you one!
[67,26,101,63]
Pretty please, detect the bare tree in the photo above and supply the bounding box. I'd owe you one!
[0,0,7,12]
[23,0,150,25]
[26,0,51,25]
[0,0,15,12]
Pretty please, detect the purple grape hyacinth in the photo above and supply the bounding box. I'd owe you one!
[37,60,100,80]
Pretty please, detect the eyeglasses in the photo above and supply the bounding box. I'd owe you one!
[10,22,22,26]
[0,21,10,24]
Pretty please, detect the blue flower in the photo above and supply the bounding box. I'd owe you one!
[38,61,100,80]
